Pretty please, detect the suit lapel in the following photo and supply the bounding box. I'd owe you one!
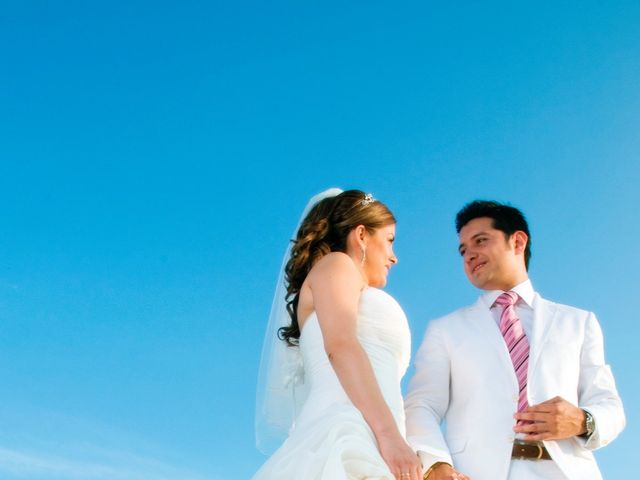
[528,293,558,376]
[466,298,518,383]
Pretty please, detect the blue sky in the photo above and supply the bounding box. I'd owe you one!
[1,2,637,478]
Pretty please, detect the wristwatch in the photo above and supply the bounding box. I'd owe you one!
[581,409,595,438]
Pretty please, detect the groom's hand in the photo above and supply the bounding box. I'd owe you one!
[427,463,471,480]
[513,396,586,441]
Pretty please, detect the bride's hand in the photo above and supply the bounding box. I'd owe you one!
[376,431,422,480]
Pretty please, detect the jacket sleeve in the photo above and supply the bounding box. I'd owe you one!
[577,312,625,450]
[404,320,453,468]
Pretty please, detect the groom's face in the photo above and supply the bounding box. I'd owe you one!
[458,217,525,291]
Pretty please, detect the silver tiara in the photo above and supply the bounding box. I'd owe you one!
[360,193,375,206]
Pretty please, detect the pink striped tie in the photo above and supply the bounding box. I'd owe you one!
[495,291,530,414]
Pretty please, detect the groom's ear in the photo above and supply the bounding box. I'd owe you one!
[512,230,528,255]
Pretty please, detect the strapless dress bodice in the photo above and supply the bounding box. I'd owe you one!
[297,287,411,431]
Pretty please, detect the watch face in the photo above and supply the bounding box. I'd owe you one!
[585,412,595,435]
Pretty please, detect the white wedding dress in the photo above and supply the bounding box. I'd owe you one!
[253,287,411,480]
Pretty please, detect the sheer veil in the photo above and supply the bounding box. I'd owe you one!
[255,187,343,455]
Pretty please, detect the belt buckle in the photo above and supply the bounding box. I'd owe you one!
[535,443,543,460]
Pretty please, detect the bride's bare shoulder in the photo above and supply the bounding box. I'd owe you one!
[306,252,363,289]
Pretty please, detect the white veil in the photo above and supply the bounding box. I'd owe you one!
[255,187,343,455]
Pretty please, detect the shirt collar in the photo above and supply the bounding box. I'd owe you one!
[480,278,535,309]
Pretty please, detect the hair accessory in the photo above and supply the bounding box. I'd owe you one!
[360,193,375,206]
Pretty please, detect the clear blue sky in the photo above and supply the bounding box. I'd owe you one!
[1,2,637,478]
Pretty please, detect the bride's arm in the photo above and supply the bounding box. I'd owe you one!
[307,253,421,480]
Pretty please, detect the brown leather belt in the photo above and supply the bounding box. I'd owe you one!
[512,441,551,460]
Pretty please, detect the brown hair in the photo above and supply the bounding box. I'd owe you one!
[279,189,396,345]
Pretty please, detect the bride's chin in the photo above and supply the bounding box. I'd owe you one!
[369,277,386,289]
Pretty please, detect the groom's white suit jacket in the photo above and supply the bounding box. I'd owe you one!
[404,285,625,480]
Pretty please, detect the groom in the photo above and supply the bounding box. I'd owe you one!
[405,200,625,480]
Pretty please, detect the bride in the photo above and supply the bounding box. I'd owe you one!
[253,188,421,480]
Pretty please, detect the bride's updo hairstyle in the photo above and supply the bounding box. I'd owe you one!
[279,189,396,346]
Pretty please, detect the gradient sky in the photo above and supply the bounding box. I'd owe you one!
[1,2,638,479]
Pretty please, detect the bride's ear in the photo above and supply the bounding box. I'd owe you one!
[348,225,368,250]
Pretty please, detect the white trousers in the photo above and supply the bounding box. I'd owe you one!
[507,459,568,479]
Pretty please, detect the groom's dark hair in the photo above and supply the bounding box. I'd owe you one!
[455,200,532,270]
